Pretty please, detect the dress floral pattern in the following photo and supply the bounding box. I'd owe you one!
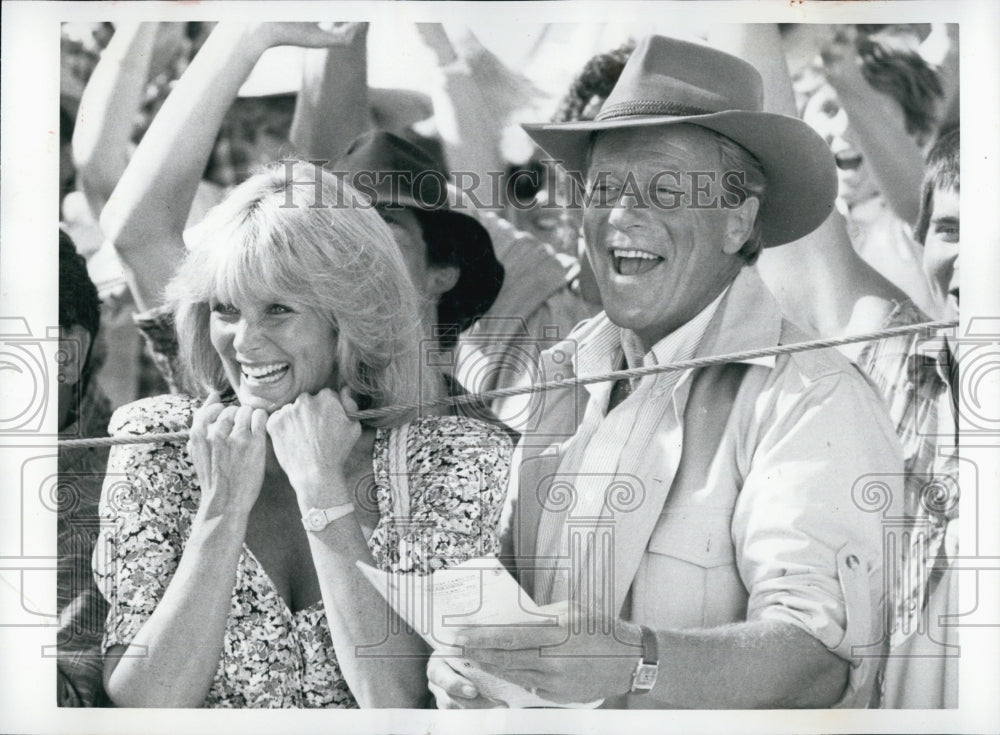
[93,394,512,708]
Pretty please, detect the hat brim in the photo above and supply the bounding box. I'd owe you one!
[523,111,837,246]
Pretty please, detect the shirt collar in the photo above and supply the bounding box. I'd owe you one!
[571,268,785,394]
[905,329,957,394]
[692,267,783,368]
[620,285,729,373]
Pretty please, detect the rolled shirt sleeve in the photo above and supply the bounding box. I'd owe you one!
[732,362,903,706]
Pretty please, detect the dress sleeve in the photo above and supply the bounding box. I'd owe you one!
[92,395,199,652]
[397,416,513,573]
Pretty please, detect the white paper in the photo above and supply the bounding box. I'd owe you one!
[356,556,602,708]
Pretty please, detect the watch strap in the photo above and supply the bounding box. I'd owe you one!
[302,502,354,532]
[630,625,659,694]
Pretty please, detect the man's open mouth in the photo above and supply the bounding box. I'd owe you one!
[612,248,663,276]
[241,362,290,384]
[834,152,864,171]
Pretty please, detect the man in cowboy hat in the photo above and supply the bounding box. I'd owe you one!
[429,35,903,709]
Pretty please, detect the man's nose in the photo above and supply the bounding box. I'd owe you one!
[607,191,642,231]
[828,134,849,153]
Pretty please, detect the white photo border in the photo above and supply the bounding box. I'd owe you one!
[2,1,997,733]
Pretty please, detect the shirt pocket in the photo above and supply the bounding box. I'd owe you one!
[641,510,748,629]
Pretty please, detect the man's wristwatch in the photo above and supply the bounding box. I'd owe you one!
[629,625,659,694]
[301,503,354,532]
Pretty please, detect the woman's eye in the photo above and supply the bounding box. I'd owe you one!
[267,304,293,315]
[211,303,238,316]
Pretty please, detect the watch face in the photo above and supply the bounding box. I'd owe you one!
[632,662,658,692]
[303,509,325,531]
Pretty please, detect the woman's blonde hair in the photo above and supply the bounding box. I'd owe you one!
[167,161,437,427]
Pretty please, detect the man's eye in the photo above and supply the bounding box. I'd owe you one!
[377,208,401,226]
[934,224,959,242]
[589,183,619,196]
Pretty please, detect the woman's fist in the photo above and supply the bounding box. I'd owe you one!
[188,392,269,521]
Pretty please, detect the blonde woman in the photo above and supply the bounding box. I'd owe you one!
[94,163,512,708]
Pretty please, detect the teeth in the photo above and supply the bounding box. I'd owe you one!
[241,363,289,382]
[835,153,863,171]
[612,249,659,260]
[611,248,663,276]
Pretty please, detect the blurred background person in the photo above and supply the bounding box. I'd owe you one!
[57,229,113,707]
[857,127,960,708]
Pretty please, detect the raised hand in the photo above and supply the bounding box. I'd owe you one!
[187,392,269,521]
[818,25,866,92]
[265,387,362,510]
[254,21,366,51]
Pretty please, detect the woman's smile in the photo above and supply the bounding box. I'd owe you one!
[210,296,339,411]
[240,361,291,385]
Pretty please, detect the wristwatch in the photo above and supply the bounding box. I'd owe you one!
[629,625,659,694]
[301,503,354,532]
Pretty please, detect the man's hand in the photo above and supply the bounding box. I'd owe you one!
[453,610,643,704]
[427,652,503,709]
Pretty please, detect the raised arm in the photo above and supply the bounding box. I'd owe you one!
[417,23,540,210]
[709,24,909,353]
[96,396,269,707]
[288,23,370,161]
[100,22,358,311]
[821,27,926,224]
[71,22,165,219]
[265,390,431,708]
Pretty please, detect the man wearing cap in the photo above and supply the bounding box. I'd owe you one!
[429,35,902,709]
[333,130,505,356]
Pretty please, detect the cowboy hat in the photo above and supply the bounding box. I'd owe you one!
[522,35,837,246]
[333,130,504,333]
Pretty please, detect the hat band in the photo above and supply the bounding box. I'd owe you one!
[595,99,714,121]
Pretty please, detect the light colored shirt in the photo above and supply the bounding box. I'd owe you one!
[536,286,729,604]
[516,267,904,708]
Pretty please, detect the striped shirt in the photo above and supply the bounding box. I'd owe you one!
[857,298,958,644]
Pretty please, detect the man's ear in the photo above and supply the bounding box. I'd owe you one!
[425,265,461,297]
[722,196,760,255]
[58,325,92,388]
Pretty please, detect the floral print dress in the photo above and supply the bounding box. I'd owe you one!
[93,394,512,708]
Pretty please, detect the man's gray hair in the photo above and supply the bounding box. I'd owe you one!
[709,129,767,265]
